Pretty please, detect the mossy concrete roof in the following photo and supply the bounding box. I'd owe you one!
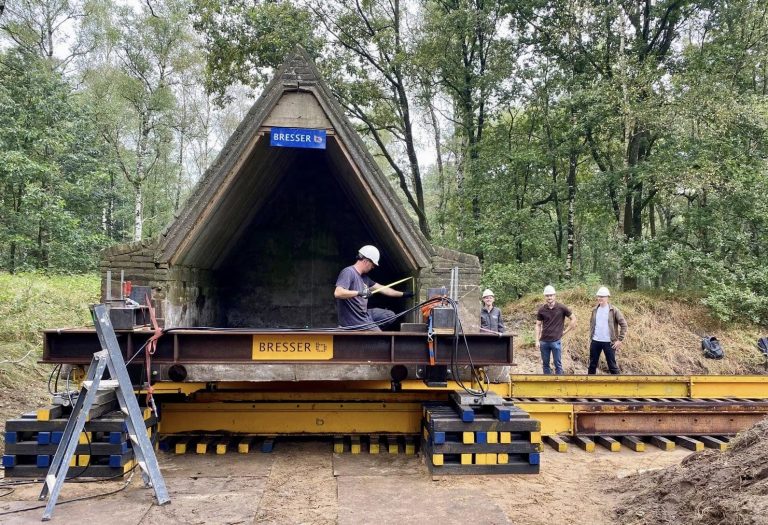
[157,48,434,273]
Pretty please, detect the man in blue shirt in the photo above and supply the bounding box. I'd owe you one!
[334,245,412,330]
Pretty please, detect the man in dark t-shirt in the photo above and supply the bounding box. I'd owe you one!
[535,285,576,374]
[334,245,413,330]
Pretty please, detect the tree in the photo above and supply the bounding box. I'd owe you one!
[0,49,110,271]
[190,0,320,103]
[86,2,190,241]
[313,0,431,238]
[519,0,705,289]
[418,0,516,256]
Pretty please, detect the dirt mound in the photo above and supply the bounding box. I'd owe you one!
[504,288,768,375]
[614,417,768,525]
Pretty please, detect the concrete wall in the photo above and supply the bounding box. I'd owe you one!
[100,241,219,327]
[420,246,482,332]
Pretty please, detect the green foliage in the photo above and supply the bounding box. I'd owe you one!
[703,267,768,325]
[1,0,768,329]
[0,49,113,272]
[482,259,563,304]
[190,0,321,102]
[0,272,98,388]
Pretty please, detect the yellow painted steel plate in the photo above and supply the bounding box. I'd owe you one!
[251,334,334,360]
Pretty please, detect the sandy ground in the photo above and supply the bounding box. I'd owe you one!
[0,440,692,525]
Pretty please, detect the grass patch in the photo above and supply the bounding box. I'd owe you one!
[505,287,768,375]
[0,272,99,389]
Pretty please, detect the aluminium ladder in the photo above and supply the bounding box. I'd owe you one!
[38,303,170,520]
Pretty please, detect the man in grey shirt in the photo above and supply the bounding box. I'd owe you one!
[334,245,413,330]
[588,286,628,374]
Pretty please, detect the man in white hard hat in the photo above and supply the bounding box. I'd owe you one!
[535,285,576,374]
[334,245,413,330]
[480,289,505,334]
[588,286,628,374]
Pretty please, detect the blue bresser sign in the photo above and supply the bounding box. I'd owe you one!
[270,127,327,150]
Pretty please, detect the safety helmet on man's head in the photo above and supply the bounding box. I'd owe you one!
[358,245,380,266]
[596,286,611,297]
[481,289,495,299]
[543,285,556,296]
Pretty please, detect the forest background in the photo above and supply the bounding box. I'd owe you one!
[1,0,767,325]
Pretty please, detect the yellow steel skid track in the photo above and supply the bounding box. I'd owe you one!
[154,375,768,436]
[508,374,768,399]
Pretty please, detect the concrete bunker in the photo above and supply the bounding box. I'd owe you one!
[100,49,482,331]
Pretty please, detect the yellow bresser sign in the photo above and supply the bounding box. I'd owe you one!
[252,334,334,360]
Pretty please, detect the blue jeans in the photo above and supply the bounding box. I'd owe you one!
[540,340,563,375]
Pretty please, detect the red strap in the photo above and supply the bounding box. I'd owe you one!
[144,293,163,405]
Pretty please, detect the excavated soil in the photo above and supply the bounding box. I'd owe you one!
[614,417,768,525]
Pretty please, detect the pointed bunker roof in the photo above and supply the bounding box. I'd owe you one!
[158,48,433,272]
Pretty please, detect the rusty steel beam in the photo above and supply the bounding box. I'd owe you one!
[42,329,514,366]
[573,400,768,436]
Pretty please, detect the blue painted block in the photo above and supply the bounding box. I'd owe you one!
[493,406,512,422]
[431,431,446,444]
[476,431,487,444]
[2,455,17,467]
[36,455,51,468]
[109,454,122,468]
[456,407,474,422]
[528,452,541,465]
[38,432,51,445]
[51,431,63,444]
[158,440,171,452]
[260,440,274,453]
[109,432,122,444]
[5,432,18,445]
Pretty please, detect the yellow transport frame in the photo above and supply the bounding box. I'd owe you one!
[154,375,768,437]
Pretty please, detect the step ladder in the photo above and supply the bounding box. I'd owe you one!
[38,304,170,521]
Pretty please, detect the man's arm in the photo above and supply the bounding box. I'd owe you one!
[497,310,505,333]
[334,286,360,299]
[535,320,542,349]
[615,308,628,340]
[370,283,406,298]
[563,313,576,335]
[334,269,364,299]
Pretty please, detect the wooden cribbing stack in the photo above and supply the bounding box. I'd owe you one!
[421,392,542,475]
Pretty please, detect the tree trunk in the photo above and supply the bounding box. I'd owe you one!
[133,183,143,241]
[551,164,563,259]
[9,242,16,274]
[565,147,577,280]
[427,98,446,238]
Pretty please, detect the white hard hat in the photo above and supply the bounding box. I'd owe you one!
[358,245,380,266]
[543,285,556,295]
[596,286,611,297]
[481,289,495,298]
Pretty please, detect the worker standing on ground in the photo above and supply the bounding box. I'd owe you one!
[535,286,576,374]
[480,289,505,334]
[588,286,628,374]
[334,245,412,331]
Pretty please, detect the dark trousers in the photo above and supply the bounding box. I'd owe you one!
[368,308,395,331]
[588,340,620,374]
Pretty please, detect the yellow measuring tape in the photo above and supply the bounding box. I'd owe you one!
[370,276,414,296]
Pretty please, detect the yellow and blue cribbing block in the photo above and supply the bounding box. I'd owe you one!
[422,403,542,475]
[369,435,381,454]
[238,437,253,454]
